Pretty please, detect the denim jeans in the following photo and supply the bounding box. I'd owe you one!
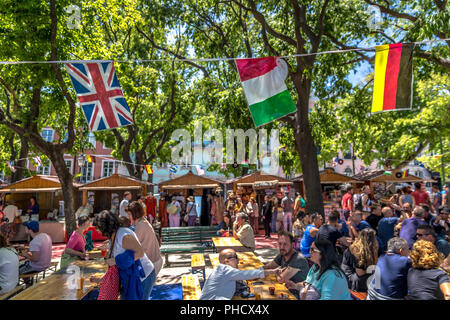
[271,211,278,233]
[141,269,156,300]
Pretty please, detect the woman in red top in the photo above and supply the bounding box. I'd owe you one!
[145,193,157,225]
[341,186,354,221]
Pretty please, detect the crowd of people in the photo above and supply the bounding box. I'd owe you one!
[0,181,449,300]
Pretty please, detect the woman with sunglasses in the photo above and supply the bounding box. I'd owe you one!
[286,239,350,300]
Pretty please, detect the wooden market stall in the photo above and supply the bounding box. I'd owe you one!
[227,171,293,207]
[79,173,153,214]
[158,171,224,196]
[0,175,82,243]
[292,168,358,203]
[352,170,425,202]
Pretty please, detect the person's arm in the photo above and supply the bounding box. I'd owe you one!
[277,266,302,283]
[411,197,416,208]
[399,196,404,207]
[347,198,353,213]
[263,260,279,270]
[21,250,40,262]
[64,247,86,258]
[233,222,239,239]
[440,283,450,300]
[309,227,319,238]
[225,266,274,281]
[121,234,145,261]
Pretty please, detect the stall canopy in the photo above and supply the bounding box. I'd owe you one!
[159,171,223,191]
[0,175,82,219]
[352,170,424,183]
[292,169,359,184]
[79,173,153,206]
[227,171,293,189]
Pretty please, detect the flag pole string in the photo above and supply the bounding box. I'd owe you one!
[0,38,448,65]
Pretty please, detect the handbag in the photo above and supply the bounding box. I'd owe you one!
[167,203,178,215]
[98,233,120,300]
[300,282,321,300]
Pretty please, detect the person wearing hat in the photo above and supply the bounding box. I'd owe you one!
[186,196,198,227]
[18,221,52,275]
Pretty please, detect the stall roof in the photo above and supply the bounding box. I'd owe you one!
[79,174,153,191]
[292,169,358,184]
[352,170,424,183]
[159,171,224,190]
[227,171,293,186]
[0,175,82,193]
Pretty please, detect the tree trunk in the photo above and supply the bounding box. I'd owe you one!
[50,151,77,238]
[293,76,324,215]
[12,135,29,182]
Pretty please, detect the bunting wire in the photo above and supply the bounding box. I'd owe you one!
[0,38,448,65]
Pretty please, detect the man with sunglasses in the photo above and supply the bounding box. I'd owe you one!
[416,224,450,258]
[398,207,428,249]
[199,249,277,300]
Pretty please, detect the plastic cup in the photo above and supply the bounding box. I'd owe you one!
[79,277,85,290]
[253,287,262,300]
[269,286,275,295]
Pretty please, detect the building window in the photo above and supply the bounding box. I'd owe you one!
[88,132,96,147]
[41,129,54,142]
[416,171,423,178]
[65,159,73,173]
[37,163,51,175]
[102,160,115,177]
[80,161,93,183]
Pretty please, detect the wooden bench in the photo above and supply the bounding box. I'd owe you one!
[19,272,41,287]
[350,289,368,300]
[42,261,59,278]
[160,226,217,266]
[0,285,24,300]
[191,254,206,280]
[181,274,202,300]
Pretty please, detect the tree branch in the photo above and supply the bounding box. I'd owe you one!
[416,50,450,70]
[363,1,417,22]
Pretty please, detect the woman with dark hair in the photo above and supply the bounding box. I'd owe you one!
[217,213,232,236]
[399,186,415,208]
[93,210,155,300]
[26,196,39,217]
[285,239,350,300]
[127,201,163,276]
[341,228,378,292]
[60,216,91,268]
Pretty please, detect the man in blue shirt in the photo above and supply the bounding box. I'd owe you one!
[367,237,411,300]
[399,207,427,248]
[378,207,408,252]
[349,211,371,239]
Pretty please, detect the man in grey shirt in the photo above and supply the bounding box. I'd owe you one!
[200,249,277,300]
[119,191,132,218]
[264,230,309,299]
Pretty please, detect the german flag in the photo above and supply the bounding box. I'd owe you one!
[86,155,95,163]
[402,169,409,178]
[145,165,153,174]
[371,43,414,113]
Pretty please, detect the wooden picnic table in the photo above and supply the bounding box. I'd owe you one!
[11,260,107,300]
[208,251,264,270]
[208,251,297,300]
[212,237,249,252]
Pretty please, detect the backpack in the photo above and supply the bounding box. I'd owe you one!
[354,193,363,211]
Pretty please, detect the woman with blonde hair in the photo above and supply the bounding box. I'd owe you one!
[407,240,450,300]
[341,228,378,292]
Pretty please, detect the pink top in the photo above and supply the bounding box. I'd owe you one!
[134,218,161,264]
[66,231,86,253]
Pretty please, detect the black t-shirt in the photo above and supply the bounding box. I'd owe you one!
[317,224,342,248]
[365,214,382,230]
[407,268,450,300]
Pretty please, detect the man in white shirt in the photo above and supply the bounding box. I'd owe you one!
[200,248,276,300]
[119,191,132,218]
[3,200,19,223]
[18,221,52,275]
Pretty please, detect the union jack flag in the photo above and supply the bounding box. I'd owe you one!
[65,62,133,131]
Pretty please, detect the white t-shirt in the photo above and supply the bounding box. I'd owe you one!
[112,227,154,281]
[0,247,19,294]
[29,233,52,271]
[119,199,129,217]
[3,205,19,222]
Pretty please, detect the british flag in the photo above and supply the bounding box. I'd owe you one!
[65,62,133,131]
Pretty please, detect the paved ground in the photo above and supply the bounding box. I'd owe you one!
[156,234,281,285]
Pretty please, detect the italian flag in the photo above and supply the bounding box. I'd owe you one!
[236,57,297,127]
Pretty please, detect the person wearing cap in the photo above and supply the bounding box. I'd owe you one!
[186,196,198,227]
[18,221,52,274]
